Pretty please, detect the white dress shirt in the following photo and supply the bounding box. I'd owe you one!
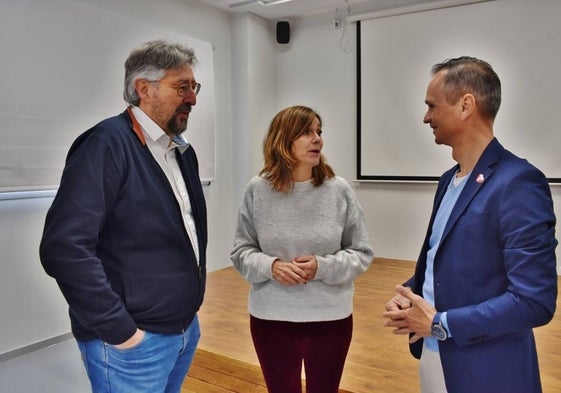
[131,106,200,263]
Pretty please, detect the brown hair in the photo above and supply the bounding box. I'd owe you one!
[432,56,501,120]
[260,105,335,192]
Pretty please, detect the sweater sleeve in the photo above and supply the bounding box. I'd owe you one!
[39,128,137,345]
[230,182,277,283]
[314,181,374,285]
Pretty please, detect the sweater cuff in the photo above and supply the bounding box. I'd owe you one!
[99,313,138,345]
[313,255,326,280]
[264,256,279,280]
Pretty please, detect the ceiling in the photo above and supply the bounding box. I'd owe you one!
[198,0,446,20]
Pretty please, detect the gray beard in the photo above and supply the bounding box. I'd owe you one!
[167,113,188,136]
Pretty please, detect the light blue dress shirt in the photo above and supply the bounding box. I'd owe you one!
[423,171,469,351]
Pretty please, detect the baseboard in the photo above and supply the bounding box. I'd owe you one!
[0,332,74,363]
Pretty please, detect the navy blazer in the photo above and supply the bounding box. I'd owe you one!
[407,138,557,393]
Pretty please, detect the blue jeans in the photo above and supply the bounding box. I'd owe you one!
[77,314,200,393]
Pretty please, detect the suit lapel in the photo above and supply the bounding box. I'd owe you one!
[439,138,503,245]
[425,167,457,242]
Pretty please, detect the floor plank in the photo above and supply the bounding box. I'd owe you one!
[192,257,561,393]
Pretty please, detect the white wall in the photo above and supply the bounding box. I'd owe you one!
[268,13,434,261]
[230,13,278,211]
[0,0,235,356]
[0,196,72,352]
[3,0,560,359]
[268,11,561,273]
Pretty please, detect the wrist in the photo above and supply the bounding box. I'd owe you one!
[431,312,448,341]
[115,328,144,349]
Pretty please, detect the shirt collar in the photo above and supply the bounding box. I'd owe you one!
[130,106,189,153]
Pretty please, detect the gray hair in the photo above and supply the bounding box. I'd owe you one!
[123,39,198,106]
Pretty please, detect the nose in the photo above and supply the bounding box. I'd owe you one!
[423,111,430,124]
[183,90,197,105]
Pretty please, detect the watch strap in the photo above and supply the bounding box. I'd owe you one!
[433,312,443,325]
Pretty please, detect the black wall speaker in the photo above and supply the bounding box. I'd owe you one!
[276,21,290,44]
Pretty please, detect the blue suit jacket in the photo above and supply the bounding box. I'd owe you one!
[406,138,557,393]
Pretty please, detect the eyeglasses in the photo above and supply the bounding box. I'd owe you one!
[155,79,201,97]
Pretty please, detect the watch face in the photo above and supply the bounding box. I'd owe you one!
[431,325,447,341]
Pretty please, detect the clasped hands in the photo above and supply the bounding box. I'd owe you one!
[382,285,437,343]
[272,256,317,286]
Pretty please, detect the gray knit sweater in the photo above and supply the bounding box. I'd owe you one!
[230,175,374,322]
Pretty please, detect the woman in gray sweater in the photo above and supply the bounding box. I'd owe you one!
[230,105,374,393]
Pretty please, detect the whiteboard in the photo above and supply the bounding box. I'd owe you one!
[357,0,561,182]
[0,0,215,192]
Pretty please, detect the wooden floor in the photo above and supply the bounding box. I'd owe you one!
[184,258,561,392]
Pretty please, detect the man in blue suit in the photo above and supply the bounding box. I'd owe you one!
[383,56,557,393]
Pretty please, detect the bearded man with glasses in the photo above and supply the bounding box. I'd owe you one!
[40,39,208,393]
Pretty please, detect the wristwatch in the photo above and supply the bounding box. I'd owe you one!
[431,312,448,341]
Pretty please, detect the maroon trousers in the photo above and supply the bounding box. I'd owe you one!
[250,315,353,393]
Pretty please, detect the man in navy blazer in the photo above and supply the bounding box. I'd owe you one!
[383,57,557,393]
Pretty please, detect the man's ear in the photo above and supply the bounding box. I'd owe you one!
[460,93,476,119]
[134,78,151,101]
